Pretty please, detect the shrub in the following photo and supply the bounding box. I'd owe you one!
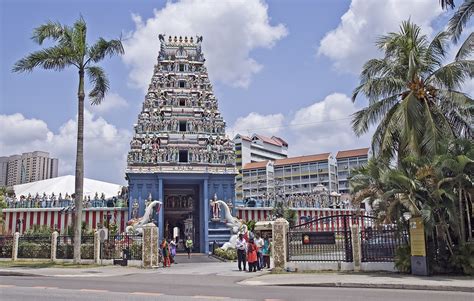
[214,248,237,261]
[18,241,51,259]
[451,244,474,276]
[394,245,411,273]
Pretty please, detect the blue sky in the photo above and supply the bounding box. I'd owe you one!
[0,0,471,184]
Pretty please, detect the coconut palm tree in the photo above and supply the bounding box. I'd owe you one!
[440,0,456,10]
[352,20,473,161]
[12,17,124,263]
[447,0,473,43]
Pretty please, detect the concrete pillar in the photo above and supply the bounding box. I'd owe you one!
[272,218,289,270]
[51,231,58,262]
[12,232,19,261]
[142,224,159,268]
[94,231,101,264]
[203,179,209,254]
[351,225,361,271]
[158,178,164,242]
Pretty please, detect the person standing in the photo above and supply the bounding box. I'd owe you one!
[235,233,247,271]
[161,239,170,267]
[254,234,264,270]
[247,238,258,272]
[185,236,193,259]
[170,240,177,264]
[262,235,271,269]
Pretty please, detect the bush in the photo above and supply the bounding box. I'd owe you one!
[129,242,142,260]
[18,241,51,259]
[394,245,411,273]
[214,248,237,261]
[451,244,474,276]
[81,244,94,259]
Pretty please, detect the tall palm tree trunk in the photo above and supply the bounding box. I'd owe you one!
[459,183,466,244]
[73,68,85,264]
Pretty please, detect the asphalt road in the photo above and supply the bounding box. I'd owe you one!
[1,273,473,301]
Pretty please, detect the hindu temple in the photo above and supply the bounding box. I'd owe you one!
[125,35,237,253]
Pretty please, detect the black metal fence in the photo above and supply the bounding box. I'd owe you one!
[101,234,142,261]
[56,235,95,260]
[360,225,408,262]
[287,215,353,262]
[18,235,51,259]
[0,236,14,258]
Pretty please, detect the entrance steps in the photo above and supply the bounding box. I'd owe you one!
[208,227,231,246]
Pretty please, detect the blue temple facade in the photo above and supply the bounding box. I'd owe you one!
[125,35,236,253]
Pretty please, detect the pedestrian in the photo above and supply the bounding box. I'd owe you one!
[254,233,264,270]
[236,233,247,271]
[170,240,177,264]
[161,239,170,267]
[247,237,258,272]
[262,235,271,269]
[185,236,193,259]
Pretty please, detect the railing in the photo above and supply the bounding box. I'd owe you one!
[0,236,14,258]
[18,235,51,259]
[101,234,143,261]
[56,235,95,260]
[361,226,409,262]
[5,198,127,209]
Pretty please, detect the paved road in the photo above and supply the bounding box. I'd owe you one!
[1,272,473,301]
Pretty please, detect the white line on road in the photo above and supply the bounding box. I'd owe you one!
[193,296,230,299]
[131,292,163,296]
[0,285,15,288]
[79,289,109,293]
[32,286,59,289]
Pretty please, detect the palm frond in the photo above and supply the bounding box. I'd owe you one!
[425,31,450,71]
[426,60,474,90]
[447,0,474,43]
[72,16,87,59]
[86,66,109,105]
[87,38,124,64]
[351,94,399,136]
[12,46,76,72]
[455,32,474,61]
[32,21,66,45]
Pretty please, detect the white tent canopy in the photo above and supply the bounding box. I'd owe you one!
[13,175,123,199]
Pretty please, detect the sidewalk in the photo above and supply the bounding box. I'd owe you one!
[239,272,474,292]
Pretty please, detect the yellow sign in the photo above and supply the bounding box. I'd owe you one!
[409,217,426,257]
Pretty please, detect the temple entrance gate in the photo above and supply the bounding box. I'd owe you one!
[163,184,200,252]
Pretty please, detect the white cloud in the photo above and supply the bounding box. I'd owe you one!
[88,92,129,114]
[318,0,443,73]
[122,0,288,91]
[289,93,370,155]
[0,112,131,184]
[227,112,285,138]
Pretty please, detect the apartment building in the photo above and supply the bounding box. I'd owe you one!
[336,148,369,194]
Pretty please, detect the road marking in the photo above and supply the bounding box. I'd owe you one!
[193,296,229,299]
[0,285,15,288]
[80,289,109,293]
[131,292,163,296]
[32,286,58,289]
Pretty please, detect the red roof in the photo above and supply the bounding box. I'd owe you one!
[336,148,369,159]
[252,134,287,147]
[243,153,330,170]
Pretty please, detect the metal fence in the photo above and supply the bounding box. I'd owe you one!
[18,235,51,259]
[360,225,408,262]
[0,236,14,258]
[287,215,353,262]
[101,234,143,261]
[56,235,95,260]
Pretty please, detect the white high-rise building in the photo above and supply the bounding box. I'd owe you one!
[0,151,59,187]
[234,134,288,200]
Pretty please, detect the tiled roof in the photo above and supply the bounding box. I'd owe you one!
[271,136,288,147]
[252,134,287,147]
[336,148,369,159]
[242,153,331,170]
[234,134,251,141]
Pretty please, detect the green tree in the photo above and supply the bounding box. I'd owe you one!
[447,0,473,43]
[352,20,473,161]
[0,188,7,231]
[13,17,124,263]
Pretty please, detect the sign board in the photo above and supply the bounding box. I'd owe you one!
[409,217,426,257]
[302,232,335,245]
[98,228,108,242]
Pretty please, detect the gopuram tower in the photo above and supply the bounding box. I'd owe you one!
[126,35,236,253]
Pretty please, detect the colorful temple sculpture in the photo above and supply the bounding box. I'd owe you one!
[125,35,237,253]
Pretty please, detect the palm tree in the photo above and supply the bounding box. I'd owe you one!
[447,0,473,43]
[440,0,455,10]
[352,20,473,161]
[13,17,124,263]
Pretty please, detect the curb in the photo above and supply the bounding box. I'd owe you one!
[270,282,474,293]
[0,271,46,277]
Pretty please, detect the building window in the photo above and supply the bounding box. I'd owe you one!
[179,64,185,72]
[179,121,186,132]
[179,150,188,163]
[179,99,186,106]
[179,81,185,88]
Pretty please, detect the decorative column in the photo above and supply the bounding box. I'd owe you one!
[351,225,361,271]
[142,223,159,268]
[272,218,289,270]
[93,231,101,264]
[12,232,19,261]
[158,178,164,242]
[203,179,209,254]
[51,231,59,262]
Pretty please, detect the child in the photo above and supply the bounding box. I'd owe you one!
[161,239,170,267]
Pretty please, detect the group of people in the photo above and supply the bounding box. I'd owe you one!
[160,236,194,267]
[235,233,271,272]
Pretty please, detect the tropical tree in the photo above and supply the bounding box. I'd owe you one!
[440,0,455,10]
[447,0,473,43]
[352,20,473,161]
[12,17,124,263]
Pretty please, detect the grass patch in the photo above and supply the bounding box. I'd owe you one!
[0,260,100,269]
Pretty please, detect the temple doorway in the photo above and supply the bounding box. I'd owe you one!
[163,184,200,252]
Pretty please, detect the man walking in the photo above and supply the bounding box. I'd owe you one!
[236,233,247,271]
[185,236,193,259]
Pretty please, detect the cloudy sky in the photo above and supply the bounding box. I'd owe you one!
[0,0,471,184]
